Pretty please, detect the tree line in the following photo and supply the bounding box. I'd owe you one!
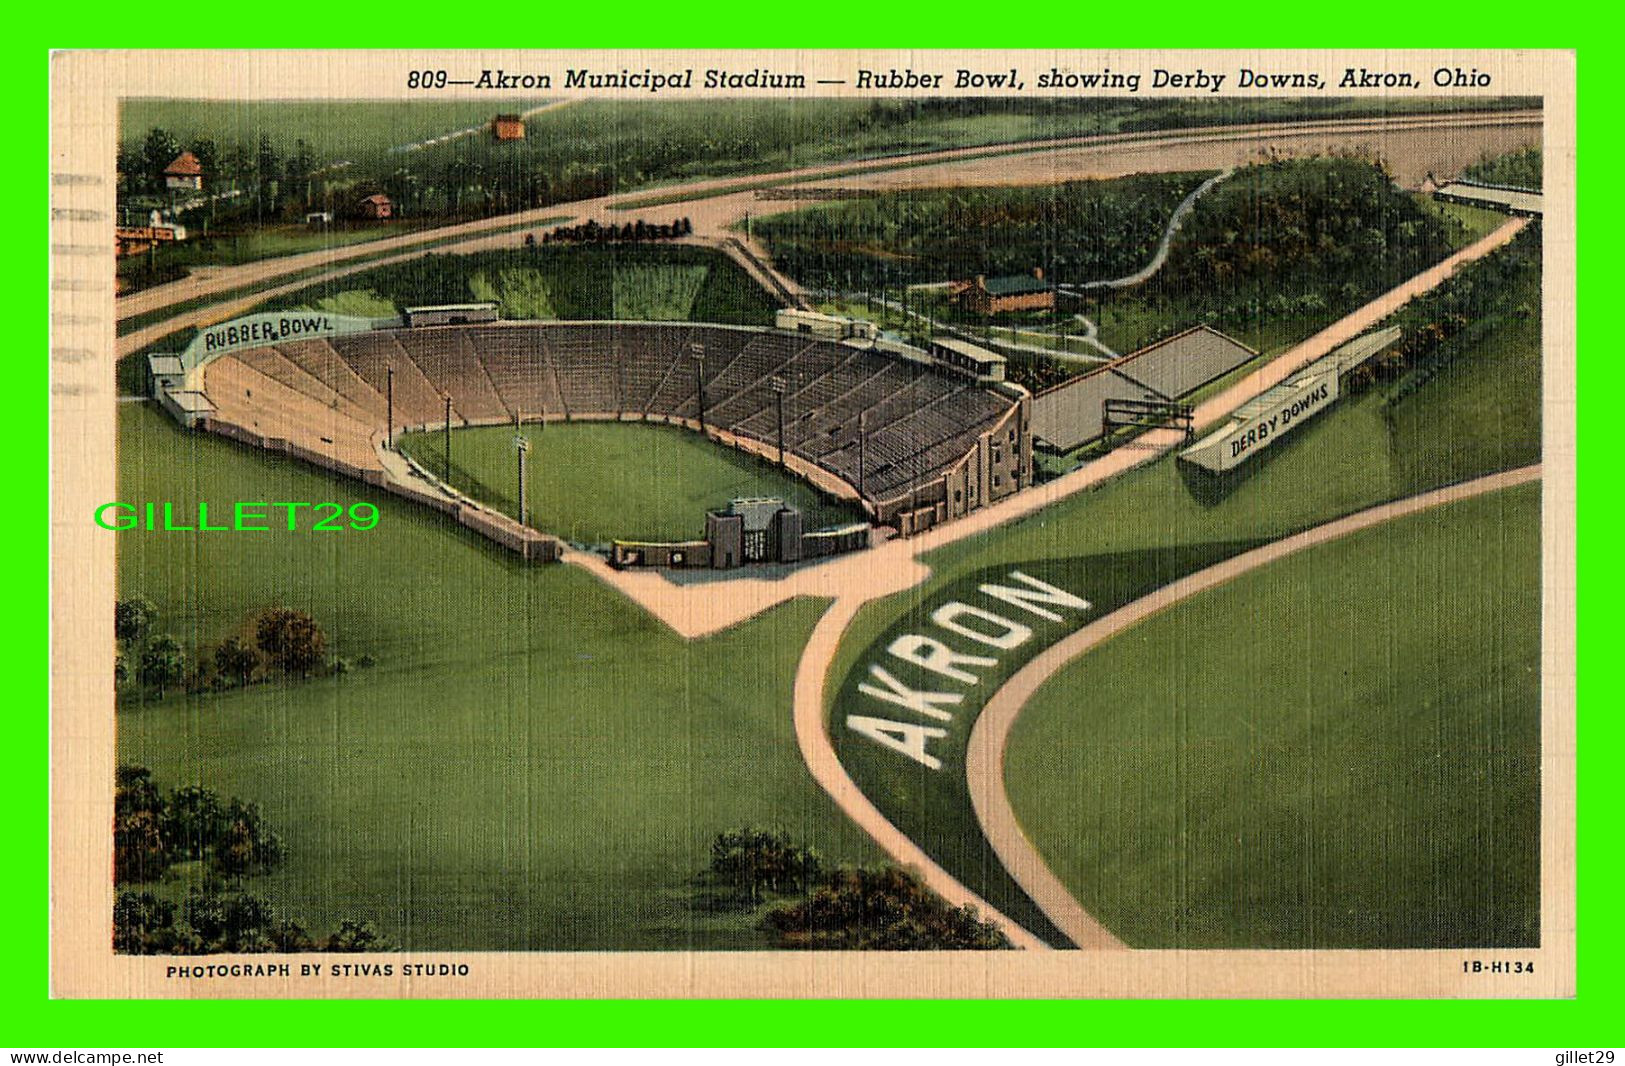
[113,765,387,955]
[536,217,694,244]
[755,172,1210,290]
[702,827,1012,950]
[1347,222,1540,399]
[116,597,369,701]
[1463,147,1542,190]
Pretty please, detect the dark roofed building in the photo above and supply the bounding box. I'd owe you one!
[952,267,1055,316]
[358,193,393,219]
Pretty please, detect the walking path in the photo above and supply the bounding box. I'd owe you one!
[962,464,1543,950]
[1060,167,1235,293]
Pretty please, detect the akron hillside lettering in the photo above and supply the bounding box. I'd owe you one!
[846,570,1092,771]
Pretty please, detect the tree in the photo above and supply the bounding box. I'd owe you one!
[213,636,259,688]
[184,889,276,953]
[114,651,128,687]
[140,128,181,192]
[139,634,185,697]
[255,608,328,678]
[114,597,157,646]
[709,827,822,905]
[211,799,284,877]
[324,918,384,952]
[163,784,226,861]
[764,865,1012,950]
[113,892,180,954]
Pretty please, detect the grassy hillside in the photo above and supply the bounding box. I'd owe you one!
[1005,484,1541,948]
[114,404,880,950]
[261,245,779,325]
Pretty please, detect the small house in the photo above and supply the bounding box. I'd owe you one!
[357,193,393,220]
[952,268,1055,316]
[492,114,526,141]
[163,151,203,192]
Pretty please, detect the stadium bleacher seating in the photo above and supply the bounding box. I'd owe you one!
[201,322,1019,505]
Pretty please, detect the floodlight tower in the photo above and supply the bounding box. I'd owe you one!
[515,433,530,527]
[691,342,707,433]
[770,375,787,469]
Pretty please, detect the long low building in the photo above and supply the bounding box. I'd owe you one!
[1032,325,1257,451]
[1179,326,1401,473]
[163,318,1033,541]
[1434,179,1543,217]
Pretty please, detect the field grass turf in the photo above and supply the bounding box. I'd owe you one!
[115,403,881,950]
[825,236,1543,947]
[397,422,861,545]
[1004,483,1542,948]
[268,245,778,326]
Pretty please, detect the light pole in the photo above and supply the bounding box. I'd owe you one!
[691,342,706,434]
[443,396,452,480]
[515,432,530,527]
[770,376,786,469]
[858,407,866,502]
[386,367,395,450]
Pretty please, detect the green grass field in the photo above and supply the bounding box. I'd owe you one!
[825,233,1543,947]
[115,404,880,950]
[268,245,778,326]
[397,422,860,545]
[1004,483,1542,948]
[121,99,553,170]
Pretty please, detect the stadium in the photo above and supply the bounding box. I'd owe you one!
[149,309,1034,565]
[102,96,1554,967]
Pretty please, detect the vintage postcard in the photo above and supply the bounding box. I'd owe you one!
[48,48,1576,998]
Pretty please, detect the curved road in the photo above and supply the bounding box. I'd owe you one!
[1060,167,1234,293]
[963,464,1544,950]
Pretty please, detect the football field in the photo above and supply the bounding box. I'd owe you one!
[398,421,860,545]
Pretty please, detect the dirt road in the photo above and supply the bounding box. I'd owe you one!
[962,464,1544,950]
[117,109,1537,331]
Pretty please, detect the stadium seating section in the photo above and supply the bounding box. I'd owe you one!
[201,322,1020,504]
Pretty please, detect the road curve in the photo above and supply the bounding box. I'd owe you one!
[963,464,1544,950]
[791,597,1053,951]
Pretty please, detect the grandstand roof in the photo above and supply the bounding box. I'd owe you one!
[147,354,184,376]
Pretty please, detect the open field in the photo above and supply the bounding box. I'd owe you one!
[263,245,779,325]
[121,99,553,166]
[1003,483,1541,948]
[824,228,1542,943]
[114,403,880,949]
[398,422,861,545]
